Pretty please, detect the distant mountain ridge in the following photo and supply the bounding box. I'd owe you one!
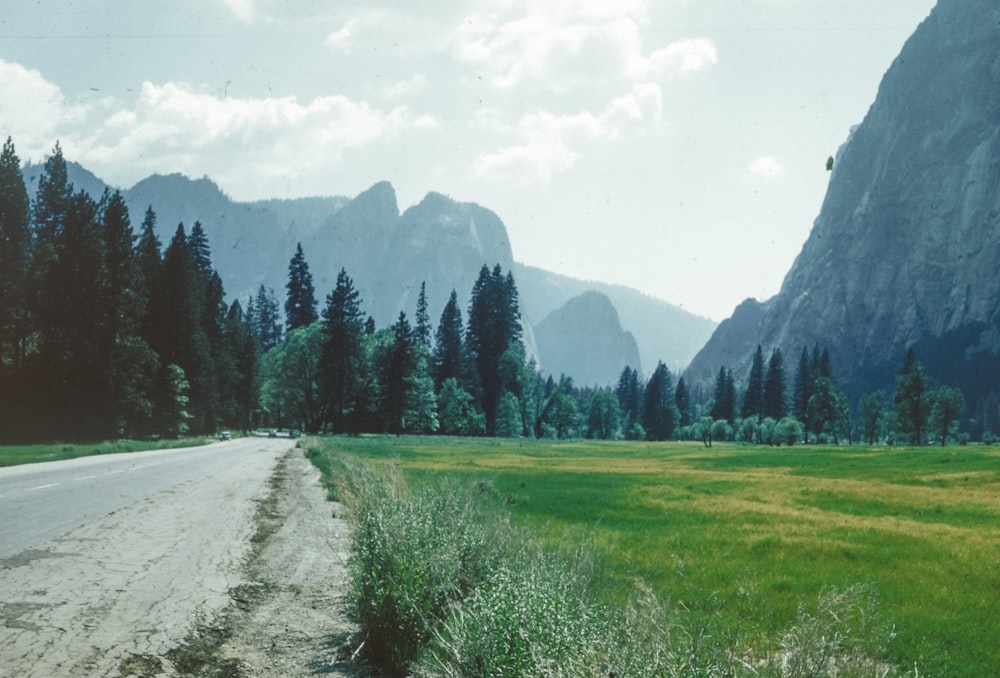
[687,0,1000,414]
[22,162,716,385]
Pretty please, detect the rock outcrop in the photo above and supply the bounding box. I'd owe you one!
[535,291,642,387]
[687,0,1000,410]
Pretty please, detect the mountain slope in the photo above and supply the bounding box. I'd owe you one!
[535,291,643,387]
[515,263,716,374]
[22,164,710,381]
[687,0,1000,411]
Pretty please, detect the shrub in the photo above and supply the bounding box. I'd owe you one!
[338,461,513,673]
[415,554,607,677]
[767,584,896,678]
[775,417,803,446]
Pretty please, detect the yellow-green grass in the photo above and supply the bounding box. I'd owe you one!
[315,436,1000,676]
[0,437,216,467]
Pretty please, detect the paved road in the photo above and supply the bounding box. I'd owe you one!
[0,435,296,677]
[0,436,293,558]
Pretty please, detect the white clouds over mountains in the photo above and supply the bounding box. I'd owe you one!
[0,1,718,195]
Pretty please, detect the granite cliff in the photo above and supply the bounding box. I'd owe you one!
[687,0,1000,411]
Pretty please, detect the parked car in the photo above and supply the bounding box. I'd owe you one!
[219,431,231,441]
[268,429,277,438]
[289,429,301,438]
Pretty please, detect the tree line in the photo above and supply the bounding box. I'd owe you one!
[0,140,271,441]
[0,139,978,445]
[692,343,971,447]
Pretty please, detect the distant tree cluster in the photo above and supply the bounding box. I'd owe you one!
[0,140,276,442]
[263,263,543,438]
[694,342,971,447]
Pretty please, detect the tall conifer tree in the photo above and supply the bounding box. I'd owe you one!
[466,264,523,436]
[432,289,467,390]
[414,281,431,348]
[321,268,365,432]
[763,348,786,420]
[0,137,31,374]
[284,242,317,332]
[643,361,679,441]
[741,345,766,422]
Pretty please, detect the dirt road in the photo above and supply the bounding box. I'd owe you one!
[0,440,355,677]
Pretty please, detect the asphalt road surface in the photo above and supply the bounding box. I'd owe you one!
[0,436,292,558]
[0,435,295,677]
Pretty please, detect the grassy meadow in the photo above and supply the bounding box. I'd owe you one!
[0,436,217,467]
[312,436,1000,676]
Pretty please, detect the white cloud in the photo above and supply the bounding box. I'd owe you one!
[219,0,255,23]
[453,2,716,88]
[0,60,81,157]
[748,155,784,177]
[325,18,358,52]
[474,83,663,182]
[630,38,718,80]
[381,74,428,100]
[61,81,439,198]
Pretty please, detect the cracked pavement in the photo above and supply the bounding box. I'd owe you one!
[0,437,292,677]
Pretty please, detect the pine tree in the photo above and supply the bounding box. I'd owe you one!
[99,190,159,437]
[187,221,213,282]
[466,264,523,435]
[321,268,365,432]
[894,348,932,445]
[793,346,813,427]
[675,376,692,427]
[0,137,31,375]
[253,285,283,351]
[414,281,431,348]
[763,348,786,420]
[741,345,765,422]
[380,312,416,434]
[432,289,468,391]
[643,361,679,441]
[48,190,106,437]
[28,144,76,430]
[32,142,73,246]
[710,366,736,424]
[149,224,214,435]
[284,242,317,332]
[615,366,644,439]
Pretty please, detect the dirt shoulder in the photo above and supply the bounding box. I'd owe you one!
[197,448,359,677]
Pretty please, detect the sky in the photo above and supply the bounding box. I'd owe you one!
[0,0,937,321]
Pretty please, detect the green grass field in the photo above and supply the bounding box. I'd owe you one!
[313,436,1000,677]
[0,436,217,467]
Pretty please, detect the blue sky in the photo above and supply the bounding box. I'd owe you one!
[0,0,936,320]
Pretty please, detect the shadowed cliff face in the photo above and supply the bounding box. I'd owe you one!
[687,0,1000,403]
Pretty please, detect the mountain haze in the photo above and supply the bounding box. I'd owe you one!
[22,162,713,381]
[535,291,642,387]
[687,0,1000,413]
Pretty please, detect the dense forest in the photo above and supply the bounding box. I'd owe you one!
[0,139,977,445]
